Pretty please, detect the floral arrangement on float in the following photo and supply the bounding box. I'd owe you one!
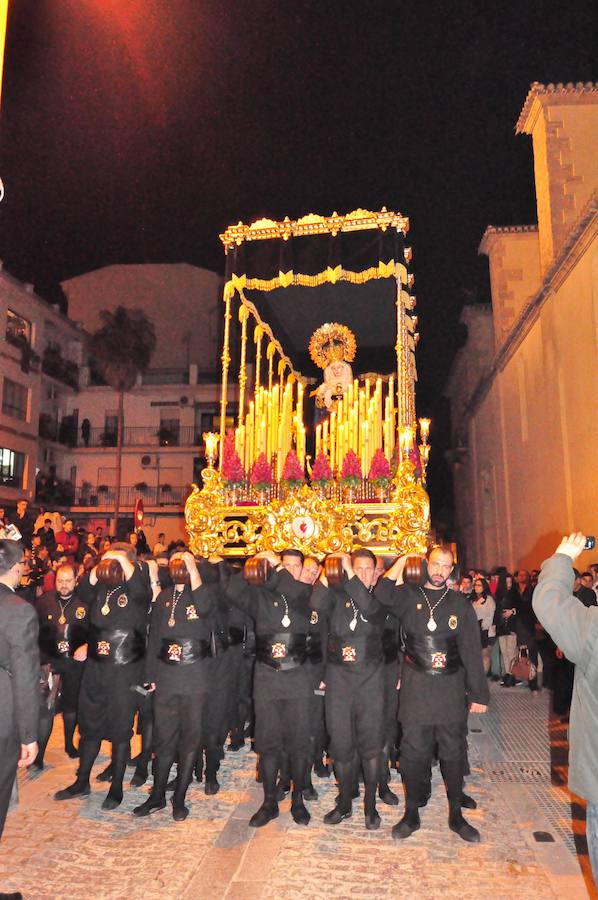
[220,433,246,502]
[310,451,333,493]
[250,452,273,501]
[368,449,392,499]
[340,450,362,501]
[281,449,305,492]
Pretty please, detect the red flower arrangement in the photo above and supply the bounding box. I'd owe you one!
[340,450,362,488]
[281,450,304,490]
[311,451,333,489]
[221,434,245,487]
[368,449,391,488]
[250,453,273,492]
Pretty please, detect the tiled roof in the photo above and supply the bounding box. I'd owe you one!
[516,81,598,133]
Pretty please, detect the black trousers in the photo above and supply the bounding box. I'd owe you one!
[401,720,467,764]
[203,652,236,756]
[325,663,384,763]
[383,659,399,748]
[0,736,19,839]
[154,690,207,756]
[78,659,143,743]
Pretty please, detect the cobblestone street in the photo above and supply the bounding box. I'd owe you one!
[0,682,594,900]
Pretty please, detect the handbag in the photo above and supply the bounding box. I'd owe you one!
[510,645,536,682]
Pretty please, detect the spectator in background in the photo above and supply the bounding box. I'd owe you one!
[35,519,56,553]
[94,526,104,549]
[533,533,598,887]
[512,570,541,693]
[11,499,35,548]
[495,573,518,686]
[577,572,598,607]
[55,519,79,563]
[471,577,496,674]
[459,575,474,603]
[80,418,91,447]
[152,532,167,556]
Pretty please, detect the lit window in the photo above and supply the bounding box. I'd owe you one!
[6,310,31,347]
[0,448,26,488]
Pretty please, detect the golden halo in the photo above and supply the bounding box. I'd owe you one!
[309,323,357,370]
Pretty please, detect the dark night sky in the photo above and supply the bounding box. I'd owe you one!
[0,0,595,519]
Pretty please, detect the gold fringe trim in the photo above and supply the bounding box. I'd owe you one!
[224,261,408,300]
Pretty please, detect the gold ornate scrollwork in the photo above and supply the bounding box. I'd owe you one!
[184,461,430,560]
[184,466,227,558]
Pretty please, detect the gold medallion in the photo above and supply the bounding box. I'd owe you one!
[58,614,66,625]
[168,616,176,628]
[310,610,319,625]
[448,615,458,630]
[117,594,128,608]
[101,602,110,616]
[76,607,86,619]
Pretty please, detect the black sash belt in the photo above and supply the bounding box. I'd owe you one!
[327,633,383,666]
[306,633,323,665]
[403,634,461,676]
[228,626,245,646]
[256,633,307,670]
[209,630,230,657]
[89,627,145,665]
[39,624,88,660]
[159,637,210,665]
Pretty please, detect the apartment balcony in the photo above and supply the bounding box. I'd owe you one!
[78,425,202,448]
[72,484,188,508]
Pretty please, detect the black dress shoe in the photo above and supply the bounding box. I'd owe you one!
[303,784,318,801]
[54,782,90,801]
[323,802,352,825]
[130,764,148,788]
[172,800,189,822]
[461,793,477,810]
[133,796,166,817]
[291,798,310,826]
[365,809,381,830]
[66,747,79,759]
[0,891,23,899]
[379,784,399,806]
[449,810,480,842]
[204,779,220,796]
[392,808,420,839]
[249,801,279,827]
[418,792,431,808]
[228,738,245,752]
[101,788,123,810]
[96,763,113,783]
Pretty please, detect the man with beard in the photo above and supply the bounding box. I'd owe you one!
[54,545,149,810]
[34,564,89,766]
[378,546,488,842]
[225,548,312,828]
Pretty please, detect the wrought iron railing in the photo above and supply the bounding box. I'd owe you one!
[73,484,187,507]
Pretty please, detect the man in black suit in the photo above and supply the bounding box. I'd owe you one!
[0,539,40,839]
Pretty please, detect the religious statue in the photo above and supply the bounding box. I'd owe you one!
[309,322,357,415]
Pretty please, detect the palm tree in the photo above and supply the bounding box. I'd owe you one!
[87,307,156,536]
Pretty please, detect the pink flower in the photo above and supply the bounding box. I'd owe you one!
[311,451,333,486]
[250,453,273,490]
[281,450,304,486]
[341,450,362,484]
[368,449,391,484]
[221,434,245,486]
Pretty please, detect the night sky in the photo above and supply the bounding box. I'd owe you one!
[0,1,595,522]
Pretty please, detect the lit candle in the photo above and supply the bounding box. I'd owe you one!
[316,423,322,458]
[419,417,431,445]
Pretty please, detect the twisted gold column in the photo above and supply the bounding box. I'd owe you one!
[218,290,232,470]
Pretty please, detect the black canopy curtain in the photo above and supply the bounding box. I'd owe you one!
[223,225,412,380]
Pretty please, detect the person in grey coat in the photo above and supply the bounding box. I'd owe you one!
[0,539,40,839]
[532,532,598,885]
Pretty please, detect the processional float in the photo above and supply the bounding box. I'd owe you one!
[185,208,431,558]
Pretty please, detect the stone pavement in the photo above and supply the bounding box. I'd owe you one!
[0,682,595,900]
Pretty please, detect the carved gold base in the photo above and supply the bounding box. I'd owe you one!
[184,460,430,559]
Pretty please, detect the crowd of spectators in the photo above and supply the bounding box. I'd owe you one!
[0,499,188,602]
[453,560,598,719]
